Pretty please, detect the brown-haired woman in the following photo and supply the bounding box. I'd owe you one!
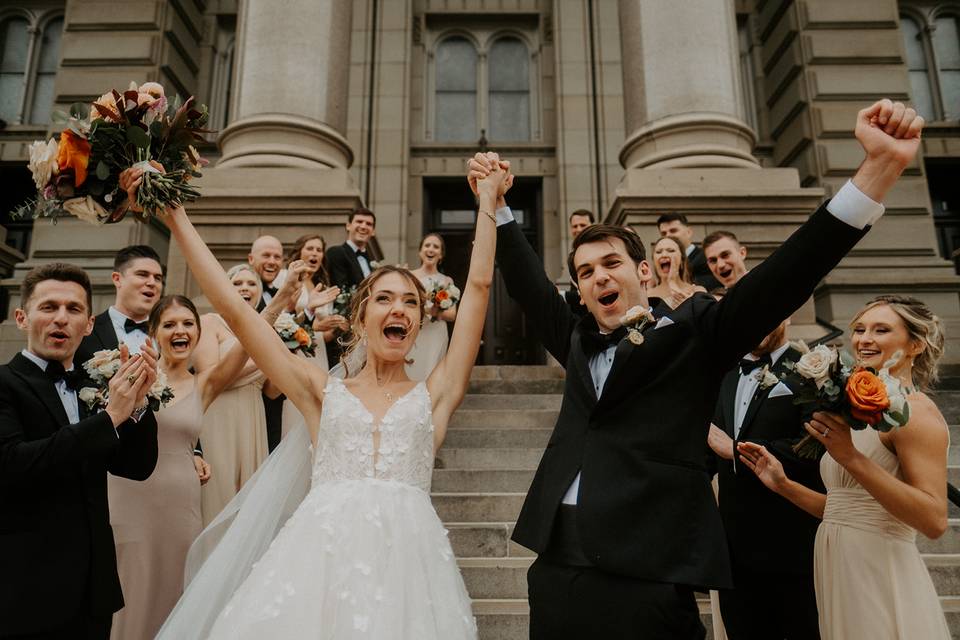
[738,295,950,639]
[107,295,254,640]
[406,232,458,381]
[644,235,705,309]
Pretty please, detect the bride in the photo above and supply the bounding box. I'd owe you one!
[129,161,511,638]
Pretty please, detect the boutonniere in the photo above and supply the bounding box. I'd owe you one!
[758,365,778,389]
[619,305,656,345]
[369,260,380,270]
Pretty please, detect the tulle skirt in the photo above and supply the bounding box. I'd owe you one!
[206,478,477,639]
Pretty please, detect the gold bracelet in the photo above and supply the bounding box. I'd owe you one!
[479,210,496,224]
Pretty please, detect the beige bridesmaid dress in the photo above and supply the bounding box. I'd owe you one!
[109,385,203,640]
[199,315,269,526]
[815,427,950,639]
[405,273,452,382]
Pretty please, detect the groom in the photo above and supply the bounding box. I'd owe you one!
[468,99,924,639]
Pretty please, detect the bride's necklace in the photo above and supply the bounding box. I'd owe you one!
[376,374,395,402]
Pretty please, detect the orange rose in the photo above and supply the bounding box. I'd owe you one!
[57,129,92,187]
[845,369,890,425]
[294,327,311,347]
[435,290,449,302]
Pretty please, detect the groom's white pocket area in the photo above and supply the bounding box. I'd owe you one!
[768,382,793,398]
[654,317,675,330]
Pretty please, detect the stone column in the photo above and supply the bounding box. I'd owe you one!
[217,0,354,169]
[618,0,758,169]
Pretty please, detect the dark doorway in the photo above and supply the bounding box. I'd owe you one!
[927,160,960,274]
[422,176,545,365]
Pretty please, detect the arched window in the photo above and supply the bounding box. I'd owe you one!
[434,37,477,142]
[29,17,63,124]
[0,17,29,123]
[901,15,936,120]
[488,37,530,141]
[933,14,960,120]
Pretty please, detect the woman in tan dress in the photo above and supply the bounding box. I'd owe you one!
[108,295,252,640]
[739,295,950,639]
[407,233,458,381]
[195,264,282,525]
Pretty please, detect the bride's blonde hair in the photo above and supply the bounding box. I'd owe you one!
[338,265,427,376]
[851,295,945,392]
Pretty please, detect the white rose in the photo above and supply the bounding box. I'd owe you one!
[149,369,169,398]
[620,305,651,327]
[450,286,461,299]
[273,312,298,334]
[794,344,837,389]
[761,368,779,389]
[439,299,452,310]
[84,349,120,378]
[78,387,99,405]
[28,138,59,190]
[424,300,434,311]
[63,196,108,224]
[627,328,645,345]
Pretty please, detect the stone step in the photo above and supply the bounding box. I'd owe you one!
[459,394,563,411]
[443,427,553,449]
[927,554,960,595]
[933,393,960,424]
[449,409,558,429]
[459,557,532,599]
[919,519,960,554]
[468,378,566,395]
[432,469,536,493]
[436,447,544,471]
[470,366,565,381]
[432,493,526,522]
[447,522,533,558]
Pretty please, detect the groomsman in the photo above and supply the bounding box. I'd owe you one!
[658,213,722,290]
[326,207,377,291]
[708,320,823,640]
[78,245,164,361]
[468,98,924,639]
[0,263,159,638]
[564,210,594,315]
[703,230,748,289]
[248,235,285,310]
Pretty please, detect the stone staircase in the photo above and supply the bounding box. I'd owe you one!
[433,366,960,639]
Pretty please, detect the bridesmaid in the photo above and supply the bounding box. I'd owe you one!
[644,236,705,309]
[108,295,252,640]
[739,295,950,639]
[194,264,281,526]
[406,233,458,381]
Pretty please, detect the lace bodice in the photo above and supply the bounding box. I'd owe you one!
[311,377,435,492]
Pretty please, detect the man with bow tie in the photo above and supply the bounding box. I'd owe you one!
[467,98,924,638]
[248,235,285,310]
[78,245,164,362]
[325,207,378,294]
[708,319,824,640]
[1,263,159,638]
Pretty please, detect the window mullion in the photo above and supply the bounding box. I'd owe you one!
[923,21,946,121]
[478,49,487,142]
[17,20,40,124]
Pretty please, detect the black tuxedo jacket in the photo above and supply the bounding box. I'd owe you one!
[78,311,120,363]
[499,202,866,589]
[688,244,722,290]
[0,353,158,635]
[713,347,824,577]
[326,242,367,290]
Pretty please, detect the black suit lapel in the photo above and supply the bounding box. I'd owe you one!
[93,312,120,351]
[9,353,70,427]
[737,348,798,439]
[569,332,598,404]
[343,243,365,285]
[719,369,738,437]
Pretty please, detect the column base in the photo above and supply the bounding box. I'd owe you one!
[218,114,355,170]
[619,112,759,170]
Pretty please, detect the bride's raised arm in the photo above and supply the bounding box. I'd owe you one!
[154,200,326,435]
[427,155,508,446]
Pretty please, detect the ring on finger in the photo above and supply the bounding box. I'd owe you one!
[822,427,830,437]
[127,373,137,384]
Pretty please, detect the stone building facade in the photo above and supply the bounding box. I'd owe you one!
[0,0,958,364]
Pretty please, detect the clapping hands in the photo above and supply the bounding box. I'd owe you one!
[105,342,159,428]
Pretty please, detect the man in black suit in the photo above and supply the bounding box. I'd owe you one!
[563,210,593,315]
[658,212,722,290]
[467,98,923,638]
[78,245,164,362]
[1,263,159,638]
[708,319,823,639]
[248,235,285,310]
[325,207,377,292]
[703,230,749,289]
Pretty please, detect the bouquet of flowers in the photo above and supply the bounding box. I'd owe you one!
[13,81,209,224]
[79,348,175,412]
[332,286,357,318]
[274,312,317,357]
[424,281,461,321]
[779,343,911,458]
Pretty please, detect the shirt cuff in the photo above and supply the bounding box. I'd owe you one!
[130,406,147,424]
[494,206,515,227]
[825,180,884,230]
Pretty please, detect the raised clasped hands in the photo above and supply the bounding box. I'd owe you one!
[467,152,514,200]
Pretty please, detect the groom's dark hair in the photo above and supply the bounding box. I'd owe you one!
[567,224,646,282]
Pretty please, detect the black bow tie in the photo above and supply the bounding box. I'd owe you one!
[45,361,83,390]
[355,248,367,258]
[124,318,148,334]
[263,285,278,297]
[582,326,628,354]
[739,353,772,376]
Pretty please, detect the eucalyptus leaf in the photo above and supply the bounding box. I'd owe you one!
[69,102,87,119]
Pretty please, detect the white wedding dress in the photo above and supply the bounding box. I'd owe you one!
[159,377,477,639]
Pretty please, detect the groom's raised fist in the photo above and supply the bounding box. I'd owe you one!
[856,99,924,169]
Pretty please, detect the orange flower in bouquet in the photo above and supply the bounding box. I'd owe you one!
[845,369,890,426]
[57,129,91,187]
[435,290,449,303]
[294,327,311,347]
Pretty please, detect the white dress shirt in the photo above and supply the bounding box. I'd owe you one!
[21,349,80,425]
[733,342,790,438]
[495,179,883,505]
[346,240,372,278]
[108,306,149,355]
